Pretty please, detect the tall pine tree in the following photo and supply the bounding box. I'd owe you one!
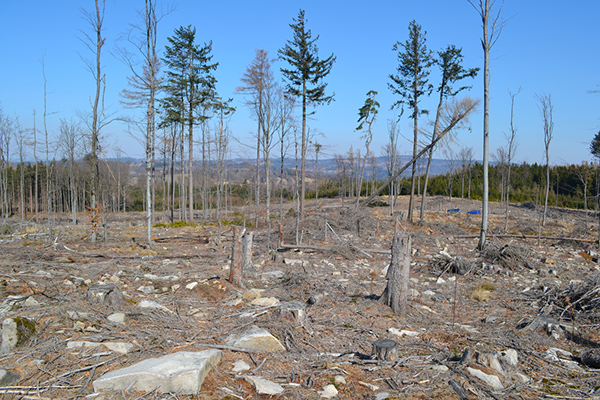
[278,9,335,221]
[162,25,217,222]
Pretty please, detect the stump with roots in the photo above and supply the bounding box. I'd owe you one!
[371,339,398,361]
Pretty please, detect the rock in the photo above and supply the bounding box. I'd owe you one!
[0,317,36,355]
[227,326,285,352]
[232,360,250,373]
[273,301,306,323]
[318,384,338,398]
[510,372,530,383]
[137,285,155,294]
[67,341,134,355]
[137,299,173,313]
[375,392,391,400]
[358,381,379,390]
[422,290,436,297]
[67,310,91,320]
[436,277,446,284]
[388,327,419,337]
[0,369,21,386]
[500,349,518,366]
[250,297,280,307]
[244,375,284,395]
[261,271,285,280]
[243,289,265,299]
[6,295,40,308]
[93,350,222,395]
[185,282,198,290]
[86,284,126,309]
[334,375,346,385]
[107,313,126,325]
[466,367,504,390]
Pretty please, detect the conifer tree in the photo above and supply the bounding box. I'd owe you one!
[279,9,335,220]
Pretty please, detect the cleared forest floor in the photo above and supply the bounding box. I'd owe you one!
[0,195,599,399]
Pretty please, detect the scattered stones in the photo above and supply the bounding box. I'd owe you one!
[466,367,504,390]
[226,326,285,352]
[93,350,222,394]
[318,384,338,398]
[244,375,284,395]
[0,317,36,355]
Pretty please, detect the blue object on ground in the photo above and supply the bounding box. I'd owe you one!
[447,208,460,213]
[467,210,481,215]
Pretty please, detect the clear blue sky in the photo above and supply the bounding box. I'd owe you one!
[1,0,598,165]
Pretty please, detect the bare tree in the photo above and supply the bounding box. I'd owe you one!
[504,88,520,232]
[458,146,474,199]
[356,90,379,208]
[80,0,109,243]
[118,0,163,247]
[59,119,82,224]
[468,0,504,250]
[14,119,27,220]
[0,107,10,219]
[537,93,554,226]
[383,119,401,215]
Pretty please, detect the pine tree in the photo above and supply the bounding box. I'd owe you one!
[162,25,217,222]
[278,9,335,221]
[389,20,434,223]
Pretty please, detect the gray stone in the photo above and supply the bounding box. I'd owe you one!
[67,341,134,355]
[227,326,285,352]
[467,367,503,390]
[250,297,280,307]
[318,384,338,398]
[0,317,36,355]
[500,349,518,366]
[93,350,222,394]
[334,375,346,385]
[232,360,250,373]
[375,392,391,400]
[244,375,284,395]
[137,285,156,294]
[107,313,126,325]
[0,369,21,386]
[137,299,173,313]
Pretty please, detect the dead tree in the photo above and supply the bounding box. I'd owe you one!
[380,235,411,317]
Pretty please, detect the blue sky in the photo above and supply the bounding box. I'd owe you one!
[1,0,599,165]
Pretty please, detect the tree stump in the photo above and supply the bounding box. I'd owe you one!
[242,231,254,272]
[229,226,244,286]
[380,235,411,317]
[582,348,600,368]
[86,284,126,310]
[371,339,398,361]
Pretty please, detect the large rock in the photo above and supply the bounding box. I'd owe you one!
[93,350,222,394]
[0,369,21,386]
[227,326,285,352]
[0,317,36,355]
[244,375,284,395]
[467,367,504,390]
[67,340,134,355]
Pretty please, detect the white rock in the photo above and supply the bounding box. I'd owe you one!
[388,327,419,337]
[93,350,222,395]
[510,372,530,383]
[467,367,503,390]
[232,360,250,373]
[409,289,420,297]
[137,299,173,313]
[318,384,338,398]
[244,375,284,395]
[436,277,446,284]
[334,375,346,385]
[227,326,285,352]
[67,341,134,355]
[500,349,518,366]
[137,285,155,294]
[67,310,90,319]
[422,290,436,297]
[375,393,391,400]
[250,297,280,307]
[107,313,126,325]
[185,282,198,290]
[358,381,379,391]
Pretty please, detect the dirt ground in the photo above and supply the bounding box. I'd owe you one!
[0,195,599,399]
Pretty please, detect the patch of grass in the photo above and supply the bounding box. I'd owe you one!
[469,281,496,302]
[153,220,197,229]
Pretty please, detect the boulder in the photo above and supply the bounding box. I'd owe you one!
[467,367,504,391]
[0,369,21,387]
[93,350,222,394]
[227,326,285,352]
[0,317,36,355]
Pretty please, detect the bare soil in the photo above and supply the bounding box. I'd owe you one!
[0,195,599,399]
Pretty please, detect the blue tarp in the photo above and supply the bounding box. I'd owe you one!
[447,208,460,213]
[467,210,481,215]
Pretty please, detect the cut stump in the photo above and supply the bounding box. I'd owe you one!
[371,339,398,361]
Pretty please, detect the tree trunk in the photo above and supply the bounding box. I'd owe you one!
[478,0,491,250]
[380,235,411,317]
[229,226,244,287]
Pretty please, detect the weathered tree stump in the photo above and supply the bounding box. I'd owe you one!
[86,284,126,309]
[380,235,411,317]
[582,348,600,368]
[371,339,398,361]
[229,227,252,287]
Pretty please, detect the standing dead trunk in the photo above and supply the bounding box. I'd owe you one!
[229,226,245,287]
[380,235,411,318]
[242,231,253,274]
